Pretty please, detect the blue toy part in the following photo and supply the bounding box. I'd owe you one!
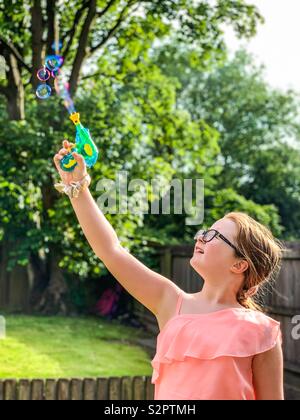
[60,147,78,172]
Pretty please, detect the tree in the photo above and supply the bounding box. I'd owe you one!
[0,0,263,119]
[0,50,221,312]
[153,46,300,239]
[0,1,263,313]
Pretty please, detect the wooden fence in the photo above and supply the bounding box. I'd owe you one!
[134,241,300,400]
[0,239,31,311]
[0,376,154,400]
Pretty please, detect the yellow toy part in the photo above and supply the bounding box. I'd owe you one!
[84,143,93,156]
[70,112,80,125]
[63,158,77,169]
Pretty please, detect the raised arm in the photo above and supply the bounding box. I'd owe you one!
[53,140,179,316]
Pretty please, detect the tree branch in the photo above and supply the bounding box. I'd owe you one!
[90,0,137,54]
[69,0,97,96]
[31,0,44,89]
[81,70,118,80]
[0,37,31,73]
[46,0,56,54]
[2,50,25,119]
[96,0,119,19]
[61,0,90,59]
[62,0,118,61]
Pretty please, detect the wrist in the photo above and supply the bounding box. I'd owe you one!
[54,173,91,199]
[71,172,89,184]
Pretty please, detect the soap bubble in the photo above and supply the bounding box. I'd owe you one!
[51,40,62,51]
[36,83,52,99]
[37,67,50,81]
[51,68,61,78]
[45,55,63,72]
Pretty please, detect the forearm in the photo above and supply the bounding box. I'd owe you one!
[69,187,120,260]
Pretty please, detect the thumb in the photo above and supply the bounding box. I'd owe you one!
[72,152,86,169]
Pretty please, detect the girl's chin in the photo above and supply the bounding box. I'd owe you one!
[190,255,203,267]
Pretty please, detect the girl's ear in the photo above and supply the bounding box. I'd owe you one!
[232,259,249,274]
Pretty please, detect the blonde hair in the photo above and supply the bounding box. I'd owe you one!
[223,212,287,312]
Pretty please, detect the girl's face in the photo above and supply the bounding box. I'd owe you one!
[190,218,244,282]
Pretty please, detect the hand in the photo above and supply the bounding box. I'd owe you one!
[53,139,88,185]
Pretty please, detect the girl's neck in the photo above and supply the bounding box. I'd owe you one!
[195,284,242,308]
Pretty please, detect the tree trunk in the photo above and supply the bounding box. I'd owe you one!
[5,52,25,120]
[33,248,68,315]
[27,250,48,311]
[31,0,43,90]
[0,235,30,311]
[0,0,107,314]
[69,0,97,96]
[0,53,68,314]
[31,179,69,314]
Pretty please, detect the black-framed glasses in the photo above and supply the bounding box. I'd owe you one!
[194,229,244,257]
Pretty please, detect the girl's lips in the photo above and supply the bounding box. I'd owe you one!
[195,247,204,254]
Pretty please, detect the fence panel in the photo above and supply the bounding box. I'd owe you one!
[0,376,154,400]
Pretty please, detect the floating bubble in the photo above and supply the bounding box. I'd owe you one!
[51,40,62,51]
[51,68,61,78]
[37,67,50,81]
[45,55,63,72]
[36,83,52,99]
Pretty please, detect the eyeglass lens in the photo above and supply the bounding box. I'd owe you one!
[195,230,215,242]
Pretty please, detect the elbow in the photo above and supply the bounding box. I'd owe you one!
[96,242,123,263]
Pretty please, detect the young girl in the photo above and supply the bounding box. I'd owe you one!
[54,140,284,400]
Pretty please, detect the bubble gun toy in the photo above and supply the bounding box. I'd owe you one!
[60,112,99,172]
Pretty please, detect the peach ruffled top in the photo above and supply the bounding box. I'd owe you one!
[151,291,281,400]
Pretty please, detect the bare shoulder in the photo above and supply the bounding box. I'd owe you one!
[155,283,183,332]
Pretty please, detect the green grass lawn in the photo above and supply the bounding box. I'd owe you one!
[0,315,153,379]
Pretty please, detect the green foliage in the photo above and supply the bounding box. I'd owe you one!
[2,0,287,312]
[207,188,283,235]
[242,145,300,239]
[0,48,221,277]
[153,46,300,239]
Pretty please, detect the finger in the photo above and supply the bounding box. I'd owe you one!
[53,154,62,171]
[63,139,70,148]
[54,153,63,163]
[72,152,86,170]
[58,148,68,156]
